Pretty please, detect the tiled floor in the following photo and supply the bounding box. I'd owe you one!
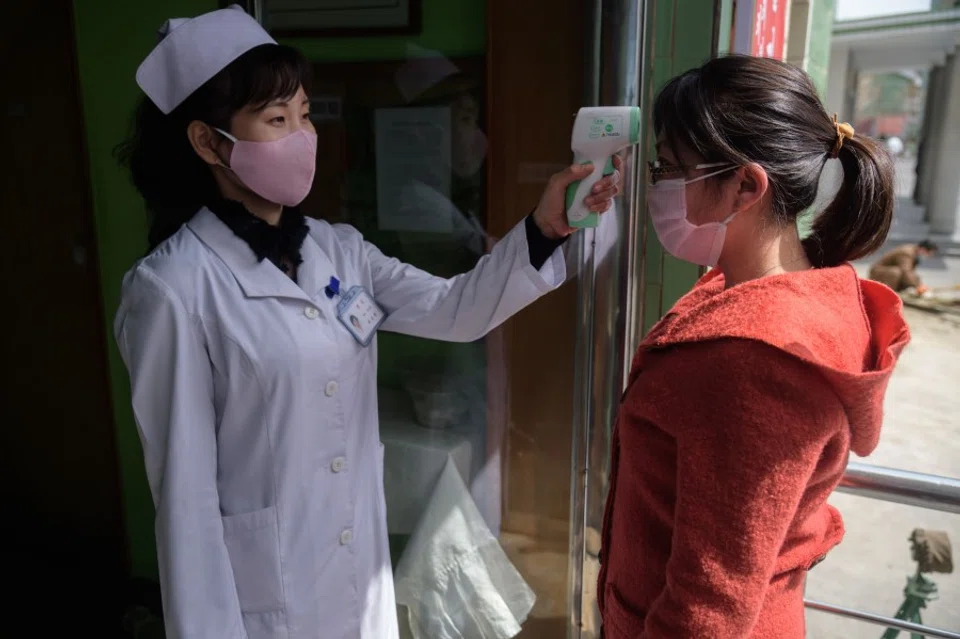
[500,531,570,638]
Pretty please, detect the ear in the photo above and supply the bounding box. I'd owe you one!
[732,162,769,214]
[187,121,227,166]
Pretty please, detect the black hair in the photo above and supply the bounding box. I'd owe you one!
[115,44,311,251]
[918,240,939,253]
[653,54,895,268]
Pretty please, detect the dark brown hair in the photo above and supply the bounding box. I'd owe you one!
[116,44,311,251]
[653,54,895,268]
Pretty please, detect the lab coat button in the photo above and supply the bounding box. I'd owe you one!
[339,528,353,546]
[325,381,339,397]
[331,457,346,473]
[304,306,319,319]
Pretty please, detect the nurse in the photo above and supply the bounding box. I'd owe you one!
[113,5,620,639]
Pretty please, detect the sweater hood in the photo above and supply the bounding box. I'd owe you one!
[646,265,910,456]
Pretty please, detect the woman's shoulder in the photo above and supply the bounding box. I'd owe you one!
[630,266,906,455]
[303,218,388,276]
[303,216,369,252]
[626,337,844,445]
[638,337,819,391]
[650,265,872,373]
[118,225,210,313]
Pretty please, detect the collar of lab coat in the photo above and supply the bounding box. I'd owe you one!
[187,207,338,304]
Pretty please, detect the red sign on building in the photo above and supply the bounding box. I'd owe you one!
[752,0,787,60]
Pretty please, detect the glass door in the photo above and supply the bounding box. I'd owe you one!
[293,0,646,636]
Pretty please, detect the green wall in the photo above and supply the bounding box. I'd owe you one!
[807,0,837,98]
[793,0,836,238]
[73,0,484,580]
[641,0,720,332]
[716,0,736,54]
[73,0,220,580]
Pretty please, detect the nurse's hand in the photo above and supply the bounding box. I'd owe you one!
[532,154,623,240]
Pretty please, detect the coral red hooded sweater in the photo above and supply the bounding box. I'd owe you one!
[598,265,909,638]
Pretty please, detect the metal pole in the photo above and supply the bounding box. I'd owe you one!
[567,0,604,634]
[804,600,960,639]
[837,463,960,515]
[568,0,647,636]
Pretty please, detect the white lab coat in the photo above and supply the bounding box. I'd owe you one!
[114,207,566,639]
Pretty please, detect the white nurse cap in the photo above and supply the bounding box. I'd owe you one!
[136,4,276,114]
[394,44,460,103]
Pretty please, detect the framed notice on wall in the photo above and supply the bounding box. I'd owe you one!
[263,0,422,37]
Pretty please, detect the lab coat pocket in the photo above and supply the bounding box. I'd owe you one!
[222,505,285,613]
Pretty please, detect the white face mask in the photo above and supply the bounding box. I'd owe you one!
[646,164,738,267]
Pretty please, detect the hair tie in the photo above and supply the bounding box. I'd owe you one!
[829,113,855,159]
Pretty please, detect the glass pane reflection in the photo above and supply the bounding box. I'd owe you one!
[300,28,577,639]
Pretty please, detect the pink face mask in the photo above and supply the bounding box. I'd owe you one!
[646,165,738,267]
[215,128,317,207]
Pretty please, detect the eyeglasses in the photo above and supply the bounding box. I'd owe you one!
[647,161,732,185]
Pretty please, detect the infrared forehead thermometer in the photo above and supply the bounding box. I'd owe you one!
[566,106,641,228]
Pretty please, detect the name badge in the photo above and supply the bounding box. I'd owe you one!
[336,285,385,346]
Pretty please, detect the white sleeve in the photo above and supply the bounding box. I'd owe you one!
[364,216,566,342]
[115,269,245,639]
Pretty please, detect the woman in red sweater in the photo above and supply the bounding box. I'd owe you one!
[598,55,910,638]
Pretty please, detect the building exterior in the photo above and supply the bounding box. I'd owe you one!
[827,9,960,243]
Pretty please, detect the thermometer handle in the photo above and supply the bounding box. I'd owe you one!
[565,156,615,228]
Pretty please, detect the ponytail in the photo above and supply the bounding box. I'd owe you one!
[802,134,896,268]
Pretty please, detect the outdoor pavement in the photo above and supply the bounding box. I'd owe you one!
[805,252,960,638]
